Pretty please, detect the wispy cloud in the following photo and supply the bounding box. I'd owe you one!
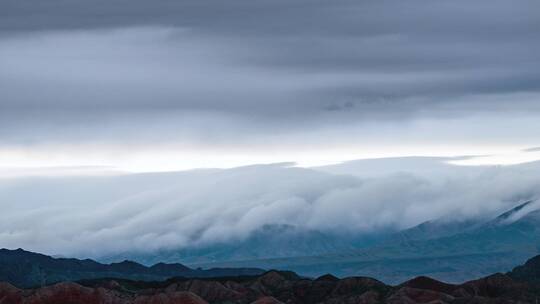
[523,147,540,152]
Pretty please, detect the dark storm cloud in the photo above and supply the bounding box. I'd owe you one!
[0,0,539,144]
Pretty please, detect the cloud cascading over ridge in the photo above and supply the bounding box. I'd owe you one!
[1,1,540,259]
[0,159,539,258]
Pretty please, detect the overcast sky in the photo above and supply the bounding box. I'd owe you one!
[1,0,540,171]
[2,0,540,258]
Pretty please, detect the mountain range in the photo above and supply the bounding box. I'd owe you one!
[0,248,263,288]
[2,251,540,303]
[4,158,540,284]
[172,200,540,284]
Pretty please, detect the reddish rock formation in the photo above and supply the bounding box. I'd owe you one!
[250,296,284,304]
[133,292,207,304]
[1,263,540,304]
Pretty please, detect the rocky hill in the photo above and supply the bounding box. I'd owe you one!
[1,254,540,303]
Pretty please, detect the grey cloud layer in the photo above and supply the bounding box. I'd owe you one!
[0,159,539,258]
[1,0,540,145]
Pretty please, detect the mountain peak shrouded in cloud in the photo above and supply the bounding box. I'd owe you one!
[494,200,534,223]
[1,158,539,263]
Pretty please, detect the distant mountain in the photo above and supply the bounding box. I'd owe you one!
[383,218,481,243]
[101,224,367,265]
[2,255,540,303]
[395,200,536,243]
[190,201,540,284]
[96,201,540,284]
[494,200,534,220]
[0,248,264,288]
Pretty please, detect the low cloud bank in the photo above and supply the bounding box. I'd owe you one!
[0,158,539,259]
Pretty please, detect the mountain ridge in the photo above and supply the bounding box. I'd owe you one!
[188,201,540,284]
[2,253,540,303]
[0,248,264,288]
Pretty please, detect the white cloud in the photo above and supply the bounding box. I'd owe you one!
[0,159,538,258]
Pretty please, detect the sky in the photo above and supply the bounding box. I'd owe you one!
[1,1,540,257]
[1,0,540,173]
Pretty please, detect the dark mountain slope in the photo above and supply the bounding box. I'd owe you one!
[193,201,540,283]
[0,248,264,288]
[386,200,534,245]
[509,254,540,284]
[4,254,540,303]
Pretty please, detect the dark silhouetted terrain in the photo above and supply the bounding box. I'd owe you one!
[2,253,540,303]
[0,248,263,288]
